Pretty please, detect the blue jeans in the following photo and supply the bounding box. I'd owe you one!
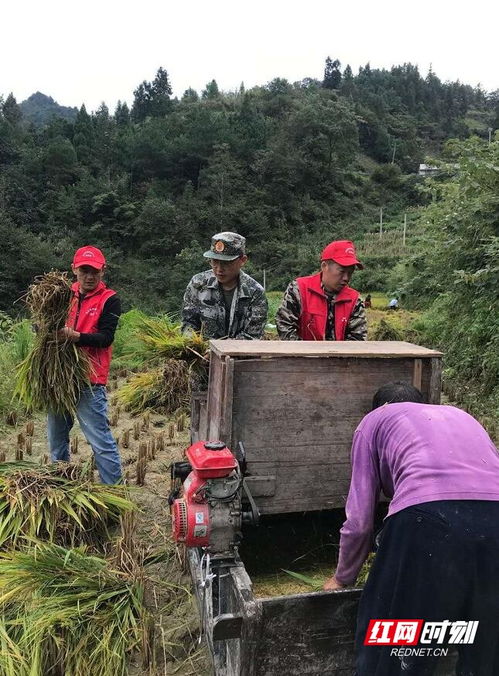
[47,385,122,485]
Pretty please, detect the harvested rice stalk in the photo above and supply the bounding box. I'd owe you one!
[136,444,147,486]
[121,316,208,365]
[0,541,153,676]
[176,412,186,432]
[24,271,72,331]
[14,272,91,416]
[5,411,17,426]
[117,359,191,415]
[147,439,155,461]
[70,436,79,454]
[122,429,130,448]
[0,462,135,549]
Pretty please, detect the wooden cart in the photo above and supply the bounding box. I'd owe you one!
[188,341,455,675]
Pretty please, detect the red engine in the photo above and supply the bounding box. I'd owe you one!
[171,441,241,552]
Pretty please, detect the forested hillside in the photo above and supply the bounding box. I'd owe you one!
[1,60,497,314]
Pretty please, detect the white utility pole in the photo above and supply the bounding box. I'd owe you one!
[379,207,383,239]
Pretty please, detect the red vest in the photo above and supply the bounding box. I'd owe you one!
[296,273,359,341]
[67,281,116,385]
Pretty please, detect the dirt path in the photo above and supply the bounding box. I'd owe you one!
[0,378,211,676]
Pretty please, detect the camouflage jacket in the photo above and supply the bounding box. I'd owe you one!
[181,270,268,340]
[275,280,367,341]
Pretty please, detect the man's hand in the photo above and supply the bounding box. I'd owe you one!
[58,327,80,342]
[323,575,345,592]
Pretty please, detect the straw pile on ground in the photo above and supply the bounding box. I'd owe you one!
[117,316,208,415]
[117,359,191,415]
[14,271,91,415]
[0,461,135,549]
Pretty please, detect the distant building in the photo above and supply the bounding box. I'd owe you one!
[418,163,439,176]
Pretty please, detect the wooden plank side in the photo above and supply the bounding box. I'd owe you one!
[190,391,207,443]
[222,357,234,448]
[207,353,225,440]
[210,339,442,358]
[230,357,425,514]
[232,358,417,449]
[254,590,361,676]
[428,357,443,404]
[247,462,353,513]
[413,359,423,390]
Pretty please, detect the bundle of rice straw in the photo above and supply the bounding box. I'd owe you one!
[0,461,135,549]
[117,359,191,415]
[121,315,207,364]
[14,271,91,415]
[0,541,152,676]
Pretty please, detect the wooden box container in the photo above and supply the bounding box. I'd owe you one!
[204,340,442,515]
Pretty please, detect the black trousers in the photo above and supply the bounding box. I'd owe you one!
[355,501,499,676]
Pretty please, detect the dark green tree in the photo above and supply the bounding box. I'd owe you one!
[131,67,172,121]
[202,80,220,100]
[182,88,199,103]
[114,100,130,126]
[2,93,22,125]
[322,57,342,90]
[73,105,94,163]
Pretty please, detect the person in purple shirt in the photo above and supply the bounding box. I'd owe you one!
[324,381,499,676]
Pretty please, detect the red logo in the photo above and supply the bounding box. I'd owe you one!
[364,620,424,646]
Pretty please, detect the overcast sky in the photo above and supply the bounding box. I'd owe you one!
[2,0,498,113]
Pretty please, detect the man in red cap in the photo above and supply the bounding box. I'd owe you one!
[275,240,367,341]
[48,245,123,484]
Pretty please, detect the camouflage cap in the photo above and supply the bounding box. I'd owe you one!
[203,232,246,261]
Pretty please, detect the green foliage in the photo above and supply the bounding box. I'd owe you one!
[401,137,499,418]
[131,67,172,122]
[112,309,149,368]
[0,320,34,423]
[266,291,283,324]
[0,61,496,319]
[0,213,63,311]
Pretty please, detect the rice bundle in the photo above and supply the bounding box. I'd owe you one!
[0,541,152,676]
[14,271,91,415]
[115,316,208,415]
[121,315,207,364]
[0,461,135,549]
[117,359,191,415]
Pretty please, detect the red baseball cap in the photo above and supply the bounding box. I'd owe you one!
[321,240,363,269]
[72,246,106,270]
